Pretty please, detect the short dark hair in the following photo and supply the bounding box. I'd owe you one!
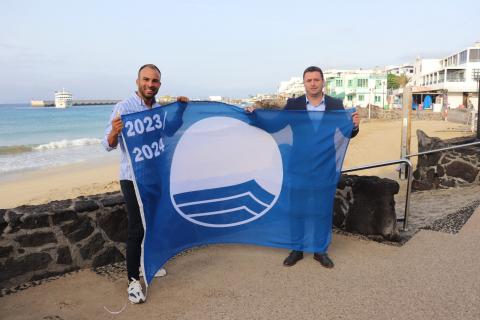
[138,64,161,78]
[303,66,324,80]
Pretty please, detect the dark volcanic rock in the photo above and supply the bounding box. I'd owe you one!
[79,233,105,260]
[61,216,94,242]
[52,210,77,225]
[57,246,72,265]
[436,165,445,177]
[5,211,22,233]
[91,246,124,268]
[0,211,7,234]
[16,232,57,247]
[445,161,479,183]
[0,246,13,258]
[413,130,479,190]
[412,179,433,191]
[100,193,125,207]
[73,200,99,213]
[21,213,50,229]
[0,252,52,282]
[344,175,400,241]
[97,208,127,242]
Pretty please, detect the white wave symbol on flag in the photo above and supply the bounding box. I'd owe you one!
[173,179,275,227]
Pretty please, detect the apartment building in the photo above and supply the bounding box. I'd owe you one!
[411,42,480,110]
[324,69,388,108]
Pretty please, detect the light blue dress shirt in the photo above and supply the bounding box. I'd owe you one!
[306,95,326,112]
[102,93,161,181]
[306,96,326,130]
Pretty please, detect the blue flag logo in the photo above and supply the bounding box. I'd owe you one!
[170,116,283,227]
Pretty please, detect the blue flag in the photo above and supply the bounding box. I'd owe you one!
[121,101,353,284]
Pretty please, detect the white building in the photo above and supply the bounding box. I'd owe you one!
[323,69,388,108]
[385,64,414,76]
[208,96,223,102]
[277,77,305,97]
[410,42,480,110]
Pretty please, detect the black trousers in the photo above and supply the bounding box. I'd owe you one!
[120,180,144,281]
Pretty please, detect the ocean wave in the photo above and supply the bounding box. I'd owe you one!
[33,138,102,151]
[0,138,102,156]
[0,145,34,155]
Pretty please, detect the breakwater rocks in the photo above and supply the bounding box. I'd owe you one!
[413,130,480,190]
[1,176,399,289]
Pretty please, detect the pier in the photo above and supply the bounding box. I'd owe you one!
[30,99,120,107]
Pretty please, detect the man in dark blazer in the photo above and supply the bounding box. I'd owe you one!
[282,66,359,268]
[246,66,360,268]
[284,66,359,136]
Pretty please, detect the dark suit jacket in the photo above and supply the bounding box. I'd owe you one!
[285,94,359,137]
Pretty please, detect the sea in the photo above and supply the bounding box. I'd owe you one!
[0,104,117,178]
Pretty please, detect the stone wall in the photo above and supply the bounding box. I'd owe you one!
[357,105,443,121]
[0,192,127,289]
[1,175,399,289]
[445,108,474,124]
[412,130,480,190]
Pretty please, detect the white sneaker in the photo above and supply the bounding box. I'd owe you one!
[128,278,145,304]
[155,268,167,277]
[139,268,167,278]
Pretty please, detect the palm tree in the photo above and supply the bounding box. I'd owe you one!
[398,74,411,88]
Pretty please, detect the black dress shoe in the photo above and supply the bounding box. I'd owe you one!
[283,250,304,266]
[313,253,334,268]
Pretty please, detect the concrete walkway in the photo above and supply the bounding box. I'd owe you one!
[2,206,479,320]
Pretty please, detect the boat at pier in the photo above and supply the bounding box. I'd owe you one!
[55,89,73,108]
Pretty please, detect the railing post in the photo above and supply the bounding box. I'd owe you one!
[403,161,413,231]
[400,87,412,179]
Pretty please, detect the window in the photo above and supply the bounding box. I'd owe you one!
[446,69,465,82]
[374,95,381,103]
[472,69,480,81]
[376,80,382,88]
[459,50,467,64]
[335,79,343,87]
[470,49,480,62]
[347,95,353,101]
[348,80,353,87]
[438,70,445,83]
[357,79,368,87]
[358,95,364,101]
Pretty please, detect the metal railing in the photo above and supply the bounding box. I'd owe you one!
[341,140,480,232]
[342,159,413,231]
[404,140,480,158]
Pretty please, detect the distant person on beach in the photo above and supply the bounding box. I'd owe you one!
[102,64,188,304]
[247,66,359,269]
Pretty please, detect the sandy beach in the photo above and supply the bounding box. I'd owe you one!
[1,118,479,319]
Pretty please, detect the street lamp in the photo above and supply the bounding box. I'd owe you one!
[474,69,480,139]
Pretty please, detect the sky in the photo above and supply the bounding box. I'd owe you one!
[0,0,479,103]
